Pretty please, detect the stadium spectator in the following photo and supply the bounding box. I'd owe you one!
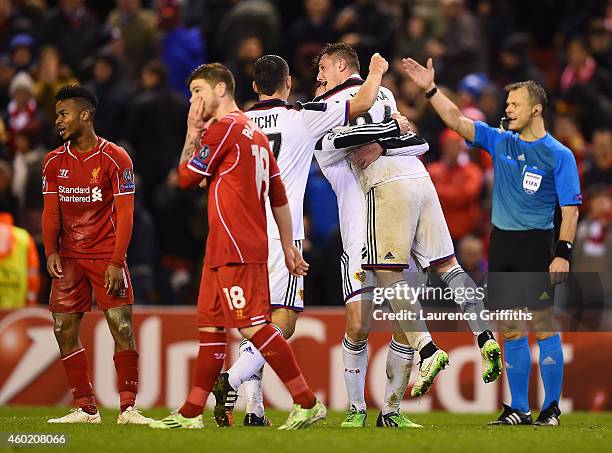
[0,160,18,225]
[105,0,157,81]
[0,0,23,51]
[85,52,133,142]
[9,33,35,73]
[158,1,206,99]
[560,35,612,137]
[573,184,612,272]
[496,33,545,87]
[127,173,156,305]
[152,169,206,305]
[457,234,486,285]
[0,54,15,109]
[588,18,612,73]
[42,0,100,79]
[552,114,587,174]
[33,46,78,123]
[427,128,484,241]
[10,129,44,237]
[426,0,487,88]
[227,36,264,106]
[0,206,40,307]
[2,71,47,153]
[396,14,430,66]
[334,0,395,71]
[215,0,281,60]
[582,128,612,191]
[124,59,188,203]
[288,0,337,96]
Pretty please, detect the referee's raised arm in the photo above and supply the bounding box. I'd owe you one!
[401,57,476,142]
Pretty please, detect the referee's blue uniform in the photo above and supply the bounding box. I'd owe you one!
[468,120,581,418]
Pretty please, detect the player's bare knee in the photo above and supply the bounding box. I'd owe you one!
[431,257,458,274]
[346,321,368,342]
[502,331,526,341]
[535,331,557,341]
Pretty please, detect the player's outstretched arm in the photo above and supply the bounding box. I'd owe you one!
[401,57,475,142]
[348,52,389,119]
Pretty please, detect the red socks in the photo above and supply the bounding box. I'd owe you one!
[179,331,227,418]
[113,350,139,412]
[61,348,97,415]
[250,324,316,409]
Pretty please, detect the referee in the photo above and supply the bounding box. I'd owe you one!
[401,58,581,426]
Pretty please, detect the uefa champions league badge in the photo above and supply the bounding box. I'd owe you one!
[120,168,135,192]
[198,144,210,160]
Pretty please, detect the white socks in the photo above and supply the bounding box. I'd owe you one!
[342,335,368,412]
[441,264,491,335]
[383,339,414,415]
[227,325,284,416]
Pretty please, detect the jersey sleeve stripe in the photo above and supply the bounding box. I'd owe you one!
[270,172,281,178]
[102,150,121,169]
[206,118,237,173]
[42,154,59,173]
[113,191,135,196]
[219,144,240,176]
[187,161,210,176]
[344,100,350,125]
[42,191,58,194]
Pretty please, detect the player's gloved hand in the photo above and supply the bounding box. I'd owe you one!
[105,264,125,295]
[350,142,384,169]
[392,112,412,135]
[401,57,436,93]
[46,253,63,279]
[369,52,389,76]
[283,243,309,277]
[549,257,569,286]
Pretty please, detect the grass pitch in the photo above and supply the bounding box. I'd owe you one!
[0,407,609,453]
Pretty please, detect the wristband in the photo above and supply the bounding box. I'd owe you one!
[554,240,572,260]
[425,86,438,99]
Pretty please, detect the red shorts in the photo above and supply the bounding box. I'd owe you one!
[197,263,271,329]
[49,258,134,313]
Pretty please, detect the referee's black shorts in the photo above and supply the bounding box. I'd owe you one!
[487,226,555,311]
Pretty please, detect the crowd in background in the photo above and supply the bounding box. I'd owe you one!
[0,0,610,306]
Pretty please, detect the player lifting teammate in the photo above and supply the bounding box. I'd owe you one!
[313,43,503,426]
[42,85,153,425]
[211,53,406,426]
[149,63,324,430]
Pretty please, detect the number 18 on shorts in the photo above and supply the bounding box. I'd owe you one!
[196,263,272,329]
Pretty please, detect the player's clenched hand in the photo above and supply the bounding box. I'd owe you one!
[283,244,309,277]
[549,257,569,286]
[350,142,384,169]
[46,253,63,279]
[187,97,207,133]
[104,264,125,295]
[392,112,412,135]
[369,53,389,76]
[401,57,436,92]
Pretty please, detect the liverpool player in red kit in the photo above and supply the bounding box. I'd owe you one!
[42,85,153,425]
[150,63,323,430]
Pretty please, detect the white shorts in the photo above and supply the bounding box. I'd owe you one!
[364,176,455,270]
[268,238,304,311]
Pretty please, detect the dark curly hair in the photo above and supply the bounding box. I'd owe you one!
[55,84,98,117]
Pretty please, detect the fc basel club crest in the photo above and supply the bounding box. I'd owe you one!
[197,145,210,161]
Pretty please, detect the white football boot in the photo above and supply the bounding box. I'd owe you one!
[47,408,101,424]
[117,406,155,425]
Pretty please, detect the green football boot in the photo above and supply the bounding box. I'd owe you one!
[149,412,203,429]
[411,348,449,397]
[340,405,367,428]
[376,411,423,428]
[278,400,327,430]
[481,338,503,383]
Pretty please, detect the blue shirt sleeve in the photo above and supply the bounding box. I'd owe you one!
[553,147,582,206]
[466,121,505,157]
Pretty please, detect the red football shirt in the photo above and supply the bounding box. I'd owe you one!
[41,137,135,259]
[183,110,287,268]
